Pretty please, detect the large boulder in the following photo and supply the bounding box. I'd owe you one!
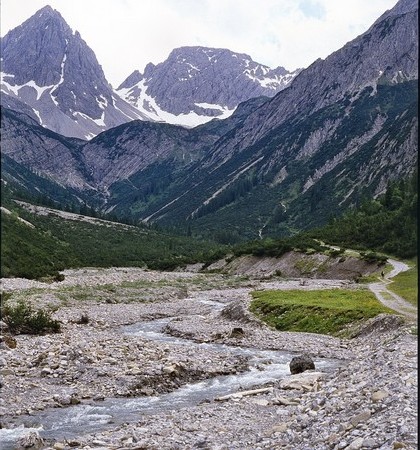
[289,354,315,374]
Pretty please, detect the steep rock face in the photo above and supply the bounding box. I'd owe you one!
[124,0,417,235]
[0,107,92,190]
[0,6,145,139]
[80,121,215,192]
[79,95,270,194]
[1,0,417,239]
[116,46,301,127]
[211,0,418,158]
[203,0,418,186]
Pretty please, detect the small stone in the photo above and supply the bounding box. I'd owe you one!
[140,387,154,396]
[17,431,44,449]
[92,440,107,446]
[346,437,364,449]
[275,408,291,416]
[393,442,407,449]
[1,335,17,349]
[350,410,371,427]
[273,396,299,406]
[162,364,179,375]
[272,423,288,433]
[251,398,269,406]
[362,437,377,448]
[54,394,71,405]
[328,433,340,443]
[371,390,388,402]
[230,327,245,338]
[70,396,80,405]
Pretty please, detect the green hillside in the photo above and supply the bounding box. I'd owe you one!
[0,200,223,280]
[310,173,417,259]
[1,171,416,280]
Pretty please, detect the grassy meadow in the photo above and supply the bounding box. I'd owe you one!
[250,288,395,336]
[388,260,418,307]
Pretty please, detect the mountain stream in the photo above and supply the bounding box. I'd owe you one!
[1,300,340,448]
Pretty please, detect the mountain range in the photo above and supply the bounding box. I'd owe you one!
[116,46,300,128]
[1,0,418,242]
[0,6,299,138]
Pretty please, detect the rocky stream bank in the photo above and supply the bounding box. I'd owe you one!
[0,267,417,450]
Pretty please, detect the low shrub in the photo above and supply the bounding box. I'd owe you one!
[360,251,387,265]
[1,300,61,335]
[54,273,65,282]
[328,248,345,258]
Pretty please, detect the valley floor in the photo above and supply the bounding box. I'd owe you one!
[0,267,417,450]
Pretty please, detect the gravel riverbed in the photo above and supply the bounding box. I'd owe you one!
[0,267,417,450]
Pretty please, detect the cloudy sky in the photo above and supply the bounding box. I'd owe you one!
[1,0,397,88]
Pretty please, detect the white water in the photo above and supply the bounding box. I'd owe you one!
[0,317,340,448]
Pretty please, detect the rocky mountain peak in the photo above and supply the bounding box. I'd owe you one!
[117,70,142,90]
[1,6,145,139]
[1,5,72,86]
[27,4,66,24]
[117,45,301,127]
[373,0,417,23]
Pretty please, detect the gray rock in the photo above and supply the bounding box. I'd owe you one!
[0,6,146,140]
[17,431,44,449]
[289,354,315,374]
[117,46,300,126]
[0,256,417,450]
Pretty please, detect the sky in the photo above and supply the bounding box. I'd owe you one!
[0,0,398,88]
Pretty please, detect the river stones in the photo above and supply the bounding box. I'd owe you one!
[17,431,44,449]
[0,268,416,450]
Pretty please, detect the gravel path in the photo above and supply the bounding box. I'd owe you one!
[368,259,417,321]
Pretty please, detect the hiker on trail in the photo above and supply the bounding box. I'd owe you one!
[381,270,385,278]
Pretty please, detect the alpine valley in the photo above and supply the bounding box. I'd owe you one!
[1,0,418,243]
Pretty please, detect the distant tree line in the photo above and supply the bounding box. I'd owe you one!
[310,172,417,258]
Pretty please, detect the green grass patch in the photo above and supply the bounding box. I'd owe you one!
[388,262,418,307]
[250,288,394,336]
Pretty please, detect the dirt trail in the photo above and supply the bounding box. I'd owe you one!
[368,259,417,321]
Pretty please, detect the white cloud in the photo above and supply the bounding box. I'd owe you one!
[0,0,398,87]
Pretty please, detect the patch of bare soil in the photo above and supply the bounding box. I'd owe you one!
[205,251,381,280]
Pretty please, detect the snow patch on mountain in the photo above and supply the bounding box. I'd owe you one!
[117,79,236,127]
[117,46,301,128]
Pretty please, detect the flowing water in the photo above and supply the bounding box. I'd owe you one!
[0,312,340,448]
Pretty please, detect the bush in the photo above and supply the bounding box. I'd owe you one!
[1,300,61,335]
[328,248,345,257]
[360,251,387,265]
[54,273,65,282]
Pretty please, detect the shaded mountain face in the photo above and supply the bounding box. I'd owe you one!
[116,46,301,127]
[1,0,418,241]
[106,0,418,236]
[0,107,92,190]
[0,6,145,139]
[0,92,269,210]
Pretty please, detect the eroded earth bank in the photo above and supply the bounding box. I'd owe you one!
[0,266,417,450]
